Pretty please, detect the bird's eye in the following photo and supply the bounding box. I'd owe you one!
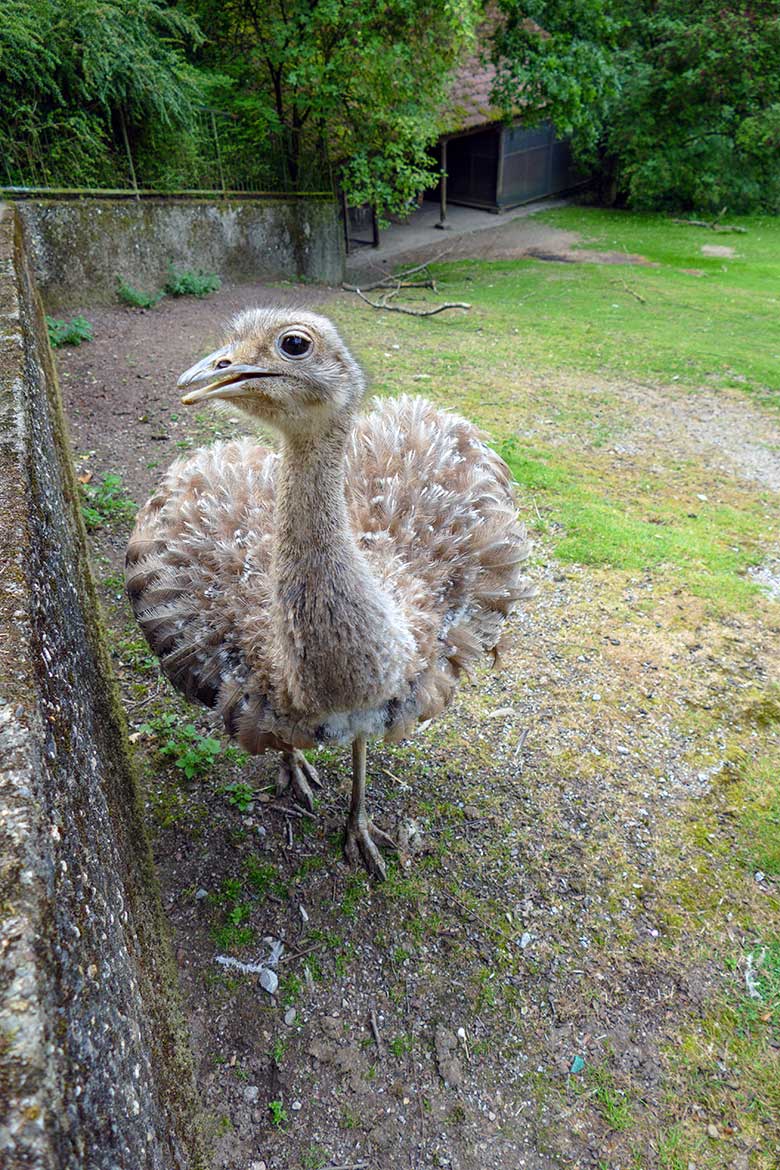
[278,332,312,359]
[216,359,231,369]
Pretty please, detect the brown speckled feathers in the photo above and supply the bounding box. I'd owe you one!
[126,395,530,751]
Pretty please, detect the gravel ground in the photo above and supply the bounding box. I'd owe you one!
[56,281,780,1170]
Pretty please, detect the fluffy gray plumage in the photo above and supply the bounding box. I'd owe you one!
[125,308,531,872]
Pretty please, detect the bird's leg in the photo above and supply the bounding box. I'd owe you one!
[343,735,396,881]
[276,748,322,812]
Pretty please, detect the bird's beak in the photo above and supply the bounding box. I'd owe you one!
[178,346,281,405]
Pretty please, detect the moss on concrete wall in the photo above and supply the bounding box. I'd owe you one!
[18,197,344,310]
[0,203,205,1168]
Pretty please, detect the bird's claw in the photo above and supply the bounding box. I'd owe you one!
[343,816,396,881]
[277,751,322,812]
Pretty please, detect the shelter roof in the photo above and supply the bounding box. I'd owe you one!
[441,7,542,135]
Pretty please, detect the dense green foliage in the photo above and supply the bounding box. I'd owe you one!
[492,1,780,213]
[4,1,777,212]
[0,0,204,188]
[184,0,478,215]
[80,472,137,529]
[0,0,477,210]
[116,277,165,308]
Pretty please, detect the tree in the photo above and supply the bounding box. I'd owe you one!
[185,0,479,216]
[491,0,780,213]
[0,0,203,188]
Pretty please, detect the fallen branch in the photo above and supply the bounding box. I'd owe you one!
[354,288,470,317]
[671,218,747,233]
[610,278,647,304]
[344,244,455,290]
[342,277,435,292]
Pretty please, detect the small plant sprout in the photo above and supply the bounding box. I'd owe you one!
[139,713,221,779]
[80,473,137,529]
[268,1099,288,1128]
[220,780,255,813]
[46,315,93,347]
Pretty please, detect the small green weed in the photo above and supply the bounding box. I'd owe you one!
[389,1033,412,1058]
[740,939,780,1036]
[140,713,221,779]
[102,571,126,593]
[272,1037,286,1064]
[657,1125,691,1170]
[219,780,255,813]
[164,265,221,298]
[148,780,191,829]
[116,276,164,309]
[46,314,93,347]
[301,1146,328,1170]
[210,877,254,950]
[268,1099,288,1128]
[341,872,368,919]
[280,973,303,1007]
[590,1067,633,1132]
[114,634,157,674]
[244,856,288,901]
[80,473,137,530]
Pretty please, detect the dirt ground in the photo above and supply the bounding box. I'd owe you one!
[56,278,780,1170]
[346,203,653,285]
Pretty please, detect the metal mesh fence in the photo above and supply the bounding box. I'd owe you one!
[1,109,332,198]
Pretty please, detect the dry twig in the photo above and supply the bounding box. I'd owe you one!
[671,217,747,233]
[611,278,647,304]
[353,288,470,317]
[369,1004,385,1057]
[342,277,435,292]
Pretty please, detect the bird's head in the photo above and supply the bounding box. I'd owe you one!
[178,308,364,438]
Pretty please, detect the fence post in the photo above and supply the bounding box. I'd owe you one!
[118,108,140,200]
[211,111,226,196]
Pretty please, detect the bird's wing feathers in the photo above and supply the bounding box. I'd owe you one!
[126,438,277,721]
[347,396,530,733]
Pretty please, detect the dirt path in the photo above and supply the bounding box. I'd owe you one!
[57,284,780,1170]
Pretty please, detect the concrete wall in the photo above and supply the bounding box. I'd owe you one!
[18,196,344,310]
[0,203,205,1168]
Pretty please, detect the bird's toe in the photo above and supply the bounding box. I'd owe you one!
[276,759,316,812]
[295,752,322,789]
[343,817,394,881]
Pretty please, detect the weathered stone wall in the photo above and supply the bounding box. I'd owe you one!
[0,203,205,1168]
[18,196,344,310]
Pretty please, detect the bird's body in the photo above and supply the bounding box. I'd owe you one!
[126,309,530,876]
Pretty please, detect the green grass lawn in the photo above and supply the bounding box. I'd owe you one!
[445,207,780,401]
[342,207,779,406]
[333,208,780,617]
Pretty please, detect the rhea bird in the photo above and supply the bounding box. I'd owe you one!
[125,308,531,878]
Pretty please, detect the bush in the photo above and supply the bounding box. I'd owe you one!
[164,266,221,298]
[116,277,165,309]
[492,0,780,214]
[46,315,93,347]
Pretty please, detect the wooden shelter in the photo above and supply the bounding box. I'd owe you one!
[432,15,582,221]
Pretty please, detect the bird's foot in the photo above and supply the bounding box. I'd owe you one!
[343,814,397,881]
[277,751,322,812]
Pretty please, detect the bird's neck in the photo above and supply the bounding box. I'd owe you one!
[271,422,413,716]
